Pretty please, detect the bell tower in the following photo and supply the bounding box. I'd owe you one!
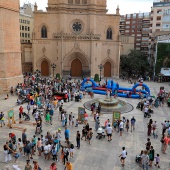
[0,0,23,93]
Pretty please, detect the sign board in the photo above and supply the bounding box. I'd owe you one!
[78,107,85,121]
[112,111,121,126]
[7,109,16,127]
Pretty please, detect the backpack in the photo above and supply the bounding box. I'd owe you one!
[70,144,74,149]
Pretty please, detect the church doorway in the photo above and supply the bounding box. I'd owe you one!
[41,60,49,76]
[104,61,111,77]
[71,59,82,77]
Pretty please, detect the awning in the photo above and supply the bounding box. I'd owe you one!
[160,68,170,76]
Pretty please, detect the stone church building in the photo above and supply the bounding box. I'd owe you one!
[0,0,23,93]
[32,0,121,78]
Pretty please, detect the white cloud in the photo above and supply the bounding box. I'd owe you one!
[20,0,153,14]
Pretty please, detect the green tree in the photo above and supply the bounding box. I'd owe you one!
[94,74,100,82]
[120,49,150,76]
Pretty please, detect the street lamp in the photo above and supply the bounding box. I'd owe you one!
[98,64,104,81]
[34,69,41,82]
[51,63,56,78]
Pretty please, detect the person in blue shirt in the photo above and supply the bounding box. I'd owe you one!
[64,127,70,143]
[49,108,54,125]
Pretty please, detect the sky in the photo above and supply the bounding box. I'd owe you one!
[20,0,154,15]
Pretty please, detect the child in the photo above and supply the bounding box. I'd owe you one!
[13,152,20,163]
[75,119,78,127]
[113,121,117,131]
[51,146,57,161]
[72,116,75,127]
[9,117,12,129]
[154,154,160,168]
[18,138,22,153]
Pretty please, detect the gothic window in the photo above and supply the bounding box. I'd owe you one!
[106,27,112,40]
[68,0,73,4]
[41,26,47,38]
[82,0,87,4]
[75,0,80,4]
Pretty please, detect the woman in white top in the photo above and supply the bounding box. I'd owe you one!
[119,147,127,166]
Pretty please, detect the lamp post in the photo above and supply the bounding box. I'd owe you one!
[51,63,56,78]
[34,69,41,82]
[98,64,104,81]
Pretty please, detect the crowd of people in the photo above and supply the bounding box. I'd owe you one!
[1,75,170,170]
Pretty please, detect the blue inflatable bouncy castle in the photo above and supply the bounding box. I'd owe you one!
[81,78,150,99]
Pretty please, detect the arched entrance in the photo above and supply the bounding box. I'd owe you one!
[71,59,82,77]
[104,62,111,77]
[41,60,49,76]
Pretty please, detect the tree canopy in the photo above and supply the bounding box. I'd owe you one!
[120,49,150,76]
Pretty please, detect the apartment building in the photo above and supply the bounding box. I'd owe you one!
[20,3,34,43]
[149,0,170,66]
[120,12,150,57]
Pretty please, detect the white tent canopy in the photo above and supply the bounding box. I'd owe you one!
[161,67,170,76]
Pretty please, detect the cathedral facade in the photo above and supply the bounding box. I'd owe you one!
[32,0,121,78]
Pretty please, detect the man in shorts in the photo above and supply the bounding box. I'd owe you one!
[119,147,127,166]
[119,120,124,136]
[106,124,113,141]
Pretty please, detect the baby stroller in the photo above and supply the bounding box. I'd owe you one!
[22,112,30,121]
[96,126,105,139]
[75,95,80,102]
[136,102,141,109]
[35,120,42,134]
[37,109,44,116]
[148,108,154,114]
[135,155,142,163]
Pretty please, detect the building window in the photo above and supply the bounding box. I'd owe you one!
[22,33,24,37]
[157,16,161,20]
[27,20,30,24]
[75,0,80,4]
[25,26,27,31]
[22,26,24,30]
[25,33,27,37]
[156,24,160,27]
[28,40,30,43]
[106,27,112,40]
[28,27,30,31]
[20,33,21,37]
[41,26,47,38]
[20,25,21,30]
[28,33,30,38]
[20,19,22,23]
[68,0,73,4]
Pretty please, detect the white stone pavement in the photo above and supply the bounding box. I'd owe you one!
[0,80,170,170]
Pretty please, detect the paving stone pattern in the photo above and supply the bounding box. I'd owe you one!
[0,80,170,170]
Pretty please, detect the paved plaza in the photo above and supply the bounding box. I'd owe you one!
[0,80,170,170]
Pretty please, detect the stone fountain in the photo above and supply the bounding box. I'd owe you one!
[84,95,133,114]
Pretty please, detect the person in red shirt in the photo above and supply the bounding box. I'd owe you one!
[19,106,23,122]
[84,112,88,124]
[9,133,16,142]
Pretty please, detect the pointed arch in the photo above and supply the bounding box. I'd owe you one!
[106,27,112,40]
[41,60,49,76]
[63,51,89,71]
[36,56,51,76]
[41,26,47,38]
[101,58,116,77]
